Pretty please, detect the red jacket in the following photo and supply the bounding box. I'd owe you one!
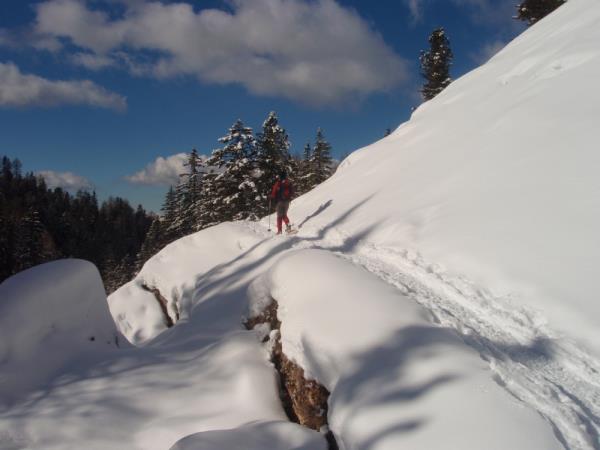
[271,179,293,201]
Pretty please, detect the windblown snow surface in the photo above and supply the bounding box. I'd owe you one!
[2,0,600,449]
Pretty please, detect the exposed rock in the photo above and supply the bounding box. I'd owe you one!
[141,283,178,328]
[245,297,338,450]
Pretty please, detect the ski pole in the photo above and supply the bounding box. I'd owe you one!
[268,197,272,231]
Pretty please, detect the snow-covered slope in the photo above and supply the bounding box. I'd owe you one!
[288,0,600,353]
[252,250,561,450]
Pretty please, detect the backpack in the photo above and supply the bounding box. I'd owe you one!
[277,179,293,201]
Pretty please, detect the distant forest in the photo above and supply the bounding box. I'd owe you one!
[0,156,153,293]
[0,113,336,295]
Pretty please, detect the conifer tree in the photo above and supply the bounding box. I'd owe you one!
[516,0,565,26]
[14,208,46,273]
[420,28,453,101]
[205,120,258,222]
[255,112,292,215]
[178,149,204,234]
[135,217,162,273]
[307,128,334,190]
[161,185,179,243]
[295,143,313,196]
[195,168,220,229]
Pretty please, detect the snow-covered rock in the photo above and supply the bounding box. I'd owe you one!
[109,222,264,345]
[250,249,561,450]
[169,421,326,450]
[0,259,121,406]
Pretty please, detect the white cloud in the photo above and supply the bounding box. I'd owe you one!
[0,62,127,110]
[70,52,117,70]
[405,0,426,23]
[37,170,93,191]
[125,153,189,186]
[404,0,520,30]
[30,0,409,106]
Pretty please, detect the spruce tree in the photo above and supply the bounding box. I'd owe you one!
[160,186,179,243]
[295,143,313,196]
[14,208,46,273]
[420,28,453,101]
[205,120,258,222]
[178,149,204,234]
[255,112,292,215]
[135,217,163,273]
[307,129,334,190]
[516,0,565,26]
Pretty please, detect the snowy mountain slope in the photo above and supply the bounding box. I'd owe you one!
[287,0,600,354]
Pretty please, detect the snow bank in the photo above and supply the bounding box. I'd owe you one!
[251,249,561,450]
[0,259,120,405]
[109,222,265,344]
[0,327,297,450]
[170,420,326,450]
[287,0,600,353]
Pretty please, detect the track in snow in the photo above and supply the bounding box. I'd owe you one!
[248,222,600,450]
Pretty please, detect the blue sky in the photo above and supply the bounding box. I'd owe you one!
[0,0,524,212]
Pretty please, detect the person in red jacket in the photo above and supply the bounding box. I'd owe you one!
[271,171,294,234]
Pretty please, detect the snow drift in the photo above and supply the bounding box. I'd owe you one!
[0,259,121,406]
[249,249,561,450]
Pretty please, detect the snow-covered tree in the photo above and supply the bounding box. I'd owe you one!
[420,28,453,101]
[205,120,258,222]
[161,185,179,242]
[255,112,292,215]
[135,216,162,273]
[177,149,204,234]
[516,0,565,26]
[195,167,221,229]
[295,143,313,196]
[306,129,334,190]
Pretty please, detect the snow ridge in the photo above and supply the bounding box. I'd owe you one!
[246,221,600,450]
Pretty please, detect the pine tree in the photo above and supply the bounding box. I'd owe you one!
[161,186,179,243]
[178,149,204,234]
[135,216,162,273]
[195,168,220,229]
[516,0,565,26]
[205,120,258,222]
[14,208,46,273]
[255,112,292,215]
[306,129,334,190]
[420,28,453,101]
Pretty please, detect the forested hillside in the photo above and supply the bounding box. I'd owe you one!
[0,156,152,292]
